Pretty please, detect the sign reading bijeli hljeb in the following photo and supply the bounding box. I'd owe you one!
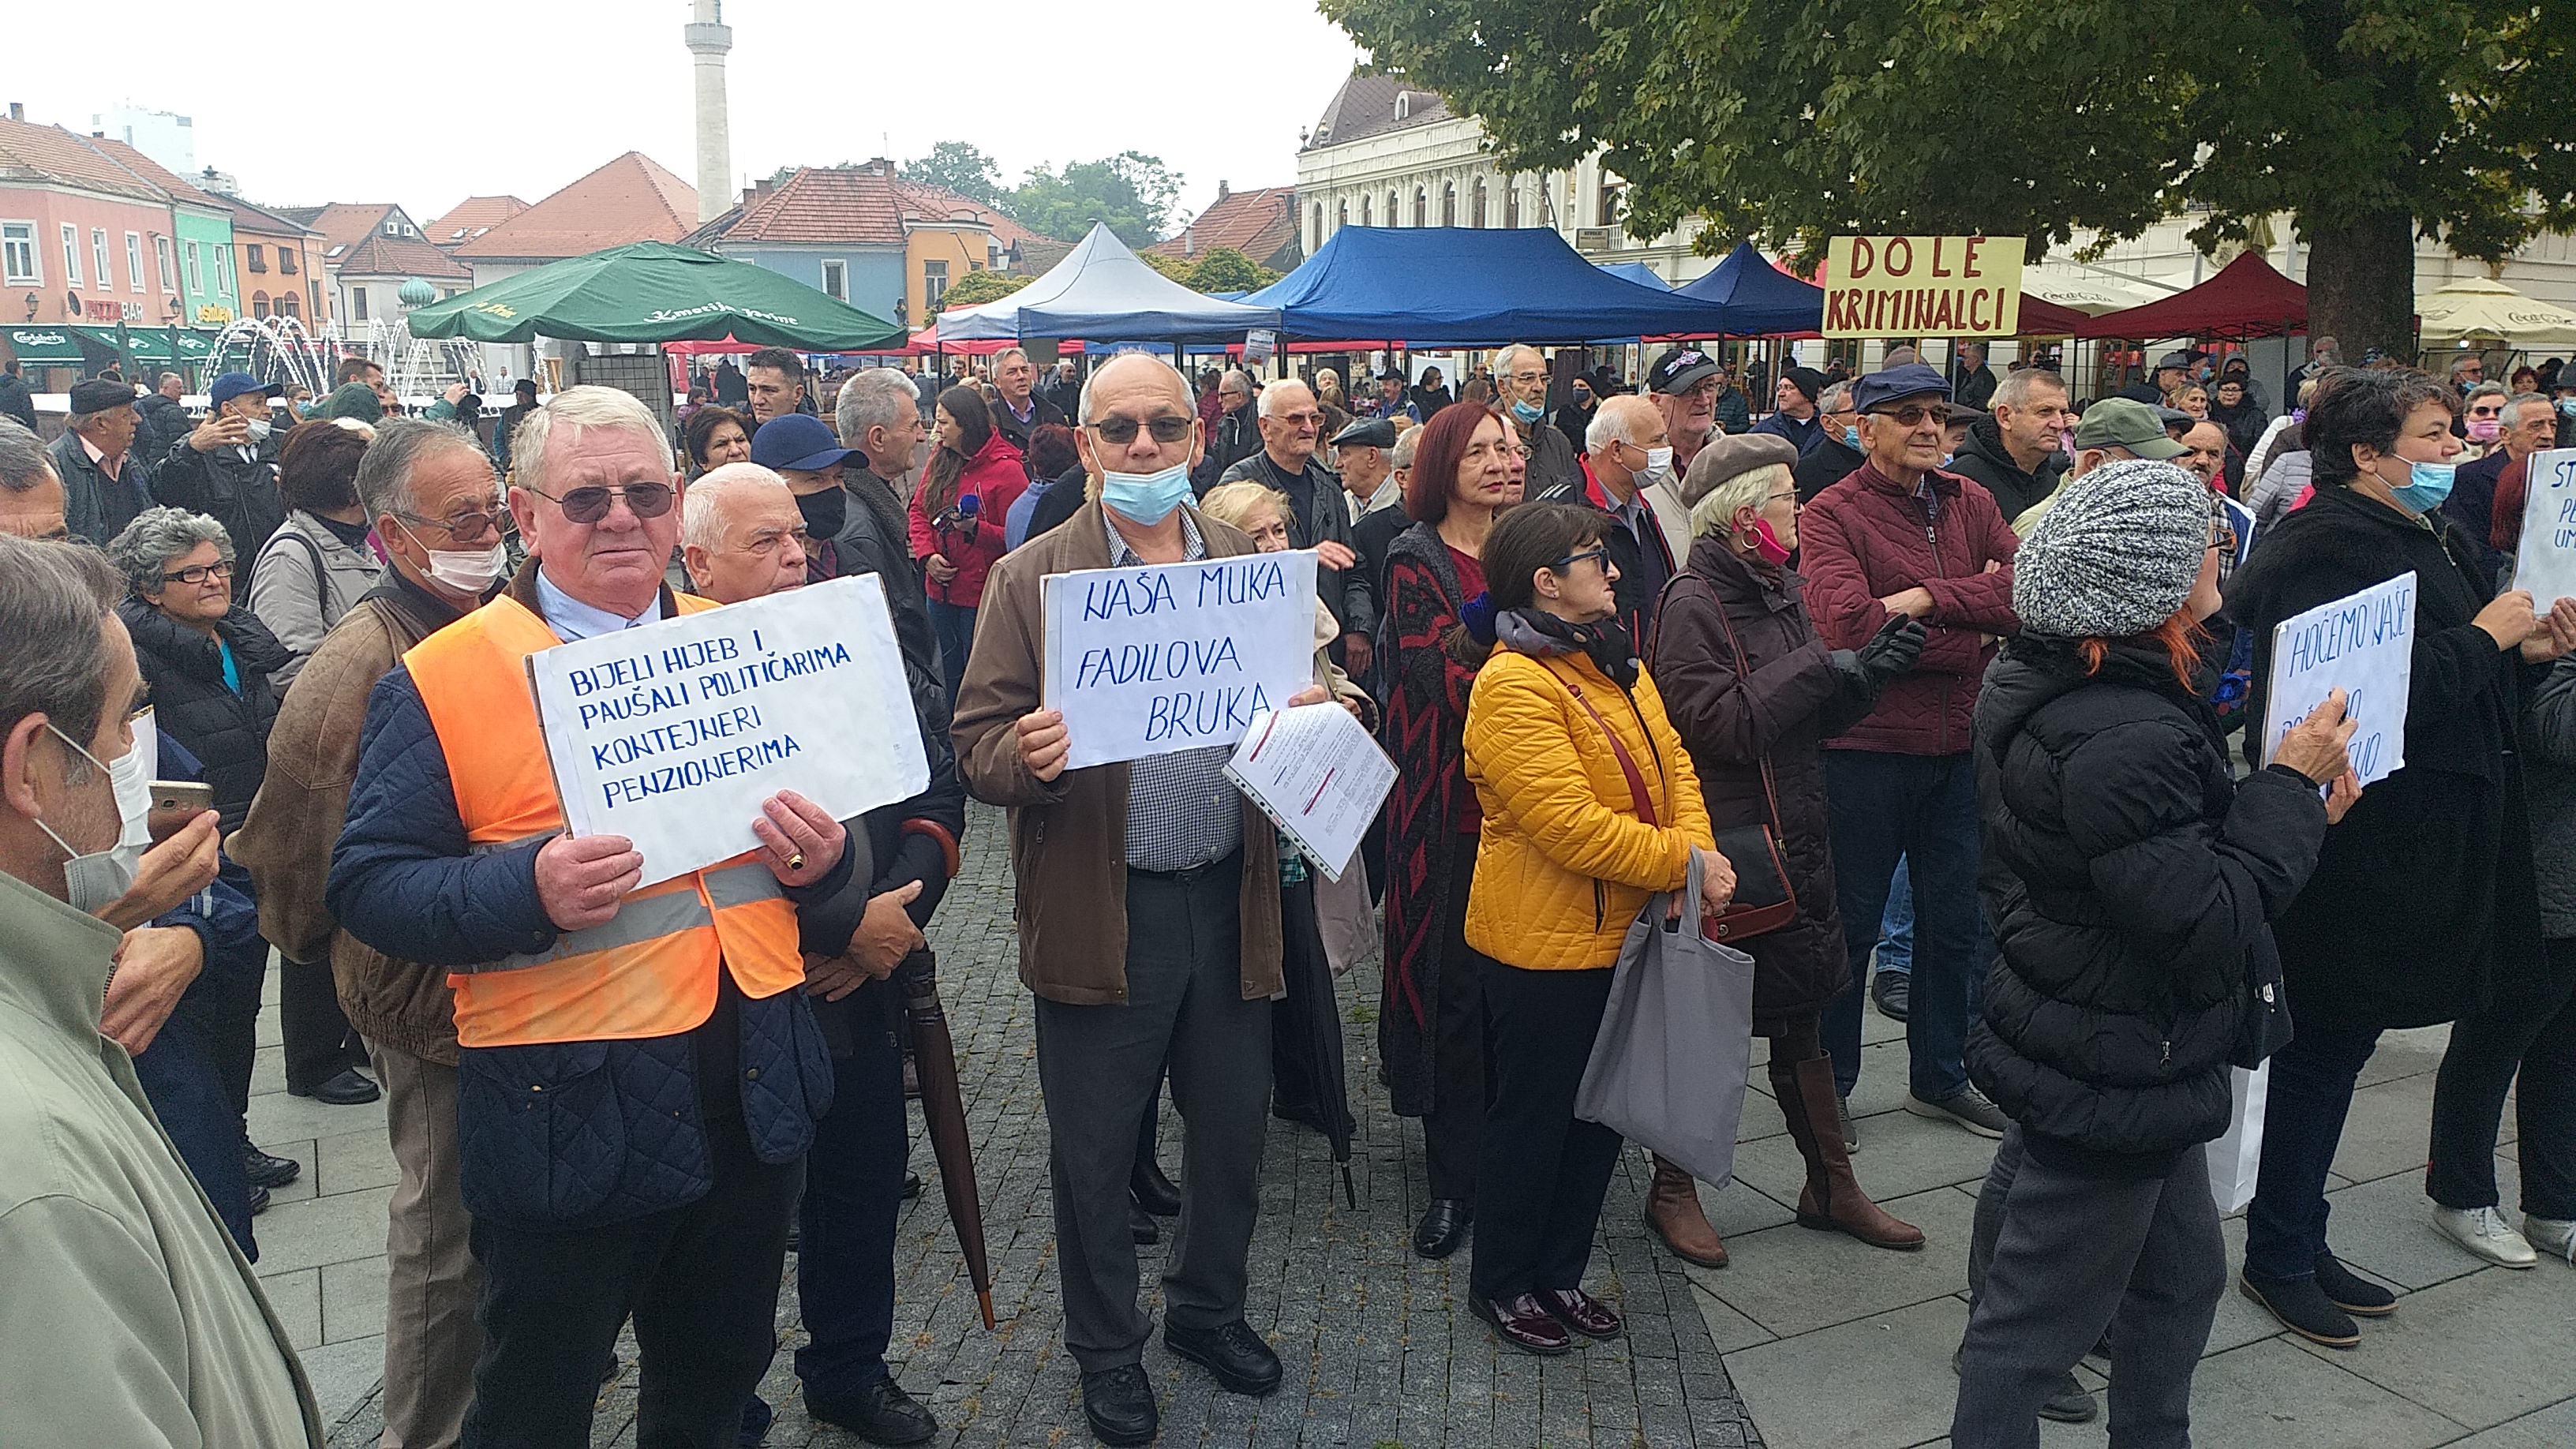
[2510,446,2576,609]
[1042,548,1320,770]
[1821,235,2025,339]
[2263,571,2416,788]
[526,575,929,889]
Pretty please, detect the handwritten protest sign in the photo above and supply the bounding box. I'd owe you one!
[2263,571,2416,788]
[1821,235,2025,338]
[1042,549,1319,770]
[2511,447,2576,608]
[528,575,928,887]
[1226,702,1398,881]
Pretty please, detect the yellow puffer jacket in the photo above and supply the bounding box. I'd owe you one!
[1462,646,1714,970]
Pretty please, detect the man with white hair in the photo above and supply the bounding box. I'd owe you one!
[1493,343,1582,498]
[1218,377,1378,677]
[955,352,1335,1447]
[990,346,1066,455]
[0,419,70,539]
[680,462,814,605]
[1352,421,1418,600]
[837,368,945,697]
[330,386,854,1447]
[1193,367,1263,491]
[1532,393,1678,642]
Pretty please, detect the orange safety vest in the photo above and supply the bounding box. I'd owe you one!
[406,592,804,1049]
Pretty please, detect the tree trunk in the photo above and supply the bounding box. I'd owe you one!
[2300,211,2416,362]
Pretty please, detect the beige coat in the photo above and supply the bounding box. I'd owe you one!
[0,870,320,1448]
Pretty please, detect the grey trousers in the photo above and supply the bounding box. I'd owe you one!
[1953,1125,2224,1449]
[1032,859,1273,1373]
[370,1039,483,1449]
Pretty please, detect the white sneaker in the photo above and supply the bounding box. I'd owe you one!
[2432,1205,2539,1267]
[2525,1215,2576,1265]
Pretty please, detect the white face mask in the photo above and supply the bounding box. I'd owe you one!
[114,709,156,852]
[244,417,271,444]
[401,519,507,593]
[1639,444,1675,486]
[33,723,140,916]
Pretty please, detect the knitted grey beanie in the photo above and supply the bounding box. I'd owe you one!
[2012,459,2210,638]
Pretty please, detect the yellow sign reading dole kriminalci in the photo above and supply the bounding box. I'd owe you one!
[1822,235,2025,338]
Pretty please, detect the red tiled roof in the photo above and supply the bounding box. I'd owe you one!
[720,166,905,246]
[0,117,170,202]
[211,195,316,242]
[425,195,529,248]
[81,137,226,210]
[333,232,473,282]
[452,152,697,260]
[298,203,400,256]
[1148,185,1297,266]
[890,180,1039,247]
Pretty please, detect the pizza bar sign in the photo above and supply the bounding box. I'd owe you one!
[1822,235,2026,339]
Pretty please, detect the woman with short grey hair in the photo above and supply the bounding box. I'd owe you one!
[248,420,386,693]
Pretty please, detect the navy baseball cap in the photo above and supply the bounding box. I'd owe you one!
[750,414,854,472]
[207,371,283,407]
[1850,363,1953,414]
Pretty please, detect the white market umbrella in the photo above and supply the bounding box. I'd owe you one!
[2417,276,2576,348]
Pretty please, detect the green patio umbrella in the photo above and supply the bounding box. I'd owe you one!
[405,242,901,350]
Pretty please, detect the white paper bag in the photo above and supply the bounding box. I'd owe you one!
[2205,1063,2269,1215]
[1313,857,1376,979]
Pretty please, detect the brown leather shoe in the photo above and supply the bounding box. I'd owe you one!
[1782,1054,1924,1251]
[1646,1154,1728,1267]
[1473,1293,1574,1355]
[1537,1288,1623,1340]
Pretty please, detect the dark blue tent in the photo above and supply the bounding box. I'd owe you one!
[1672,241,1826,335]
[1597,260,1670,290]
[1244,227,1730,345]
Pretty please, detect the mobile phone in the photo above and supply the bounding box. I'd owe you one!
[147,781,215,842]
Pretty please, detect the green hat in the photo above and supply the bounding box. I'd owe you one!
[2072,397,2187,459]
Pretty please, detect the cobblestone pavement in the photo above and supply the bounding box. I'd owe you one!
[318,801,1765,1448]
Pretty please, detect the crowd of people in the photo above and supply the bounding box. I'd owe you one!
[0,327,2573,1449]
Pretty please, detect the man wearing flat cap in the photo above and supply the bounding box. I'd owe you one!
[1797,363,2022,1147]
[155,371,289,561]
[1333,415,1400,521]
[1752,366,1833,456]
[52,378,153,545]
[2119,350,2192,406]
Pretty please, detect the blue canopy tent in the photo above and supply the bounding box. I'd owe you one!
[930,223,1279,343]
[1597,260,1670,290]
[1672,241,1826,335]
[1244,227,1731,345]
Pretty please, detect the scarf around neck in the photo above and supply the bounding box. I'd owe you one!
[1495,607,1638,687]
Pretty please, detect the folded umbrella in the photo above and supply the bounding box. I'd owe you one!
[894,948,995,1329]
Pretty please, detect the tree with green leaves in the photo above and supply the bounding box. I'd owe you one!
[900,142,1009,209]
[1320,0,2576,355]
[1178,248,1280,294]
[929,269,1031,318]
[1008,153,1185,249]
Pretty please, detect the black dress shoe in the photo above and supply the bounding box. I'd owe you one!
[2314,1252,2397,1316]
[738,1391,773,1446]
[1132,1157,1182,1218]
[1870,969,1910,1023]
[291,1067,382,1106]
[1163,1320,1283,1396]
[808,1376,938,1446]
[1080,1364,1159,1447]
[1537,1287,1622,1340]
[242,1144,301,1189]
[1471,1293,1572,1355]
[2239,1270,2360,1348]
[249,1183,271,1215]
[901,1172,923,1201]
[1413,1197,1470,1259]
[1129,1204,1159,1245]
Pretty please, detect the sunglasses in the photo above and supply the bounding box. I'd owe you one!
[525,481,675,523]
[1870,403,1951,428]
[1089,414,1195,444]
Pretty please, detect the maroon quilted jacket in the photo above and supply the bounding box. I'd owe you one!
[1799,459,2020,754]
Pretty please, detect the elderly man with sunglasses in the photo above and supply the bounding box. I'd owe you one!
[1797,363,2023,1149]
[328,388,856,1448]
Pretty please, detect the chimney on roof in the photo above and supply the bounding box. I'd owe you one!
[6,103,21,122]
[1216,180,1230,201]
[1182,225,1195,257]
[754,176,774,197]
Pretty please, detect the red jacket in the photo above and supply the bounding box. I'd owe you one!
[909,429,1026,608]
[1799,459,2020,754]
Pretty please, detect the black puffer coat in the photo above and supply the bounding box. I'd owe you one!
[1969,635,2328,1170]
[1648,537,1870,1030]
[119,599,290,831]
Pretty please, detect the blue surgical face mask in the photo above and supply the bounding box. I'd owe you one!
[1843,425,1862,450]
[2382,458,2456,515]
[1099,462,1195,526]
[1509,398,1545,424]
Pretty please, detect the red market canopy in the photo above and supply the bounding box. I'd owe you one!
[2016,294,2093,336]
[2074,253,2308,341]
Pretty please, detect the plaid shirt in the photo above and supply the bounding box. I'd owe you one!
[1104,508,1246,872]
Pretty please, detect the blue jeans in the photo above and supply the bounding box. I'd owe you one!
[1878,856,1915,977]
[791,975,909,1402]
[1820,750,1988,1102]
[2243,1023,2382,1282]
[133,1009,258,1258]
[929,599,976,712]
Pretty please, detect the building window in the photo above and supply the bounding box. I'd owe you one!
[252,290,270,319]
[275,291,299,319]
[1388,192,1398,226]
[1598,184,1622,228]
[384,219,401,236]
[350,285,368,321]
[184,239,202,292]
[62,224,81,286]
[247,244,267,273]
[215,246,234,298]
[1311,204,1322,252]
[1441,182,1456,227]
[820,258,846,301]
[92,230,111,290]
[923,260,948,306]
[279,248,296,275]
[1506,183,1520,229]
[154,236,174,293]
[1336,199,1347,234]
[1473,178,1488,229]
[309,281,321,317]
[1361,196,1372,227]
[1,222,36,285]
[125,233,144,292]
[1413,189,1427,227]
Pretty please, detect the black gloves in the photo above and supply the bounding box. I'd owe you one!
[1833,613,1929,696]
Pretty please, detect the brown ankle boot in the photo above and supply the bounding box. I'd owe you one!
[1783,1056,1923,1251]
[1645,1154,1728,1267]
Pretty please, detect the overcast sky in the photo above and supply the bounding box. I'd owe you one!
[8,2,1364,231]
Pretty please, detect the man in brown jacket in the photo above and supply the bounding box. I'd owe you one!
[953,354,1327,1449]
[231,418,504,1449]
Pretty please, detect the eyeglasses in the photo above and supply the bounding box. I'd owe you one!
[1088,414,1195,444]
[523,481,675,523]
[1869,403,1950,428]
[1507,371,1547,385]
[1273,411,1326,428]
[163,560,234,586]
[2468,404,2505,417]
[1553,545,1610,572]
[396,504,505,541]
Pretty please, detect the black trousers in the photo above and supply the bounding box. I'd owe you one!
[1425,833,1496,1201]
[2428,937,2576,1222]
[1469,960,1621,1302]
[459,1110,803,1449]
[279,955,366,1092]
